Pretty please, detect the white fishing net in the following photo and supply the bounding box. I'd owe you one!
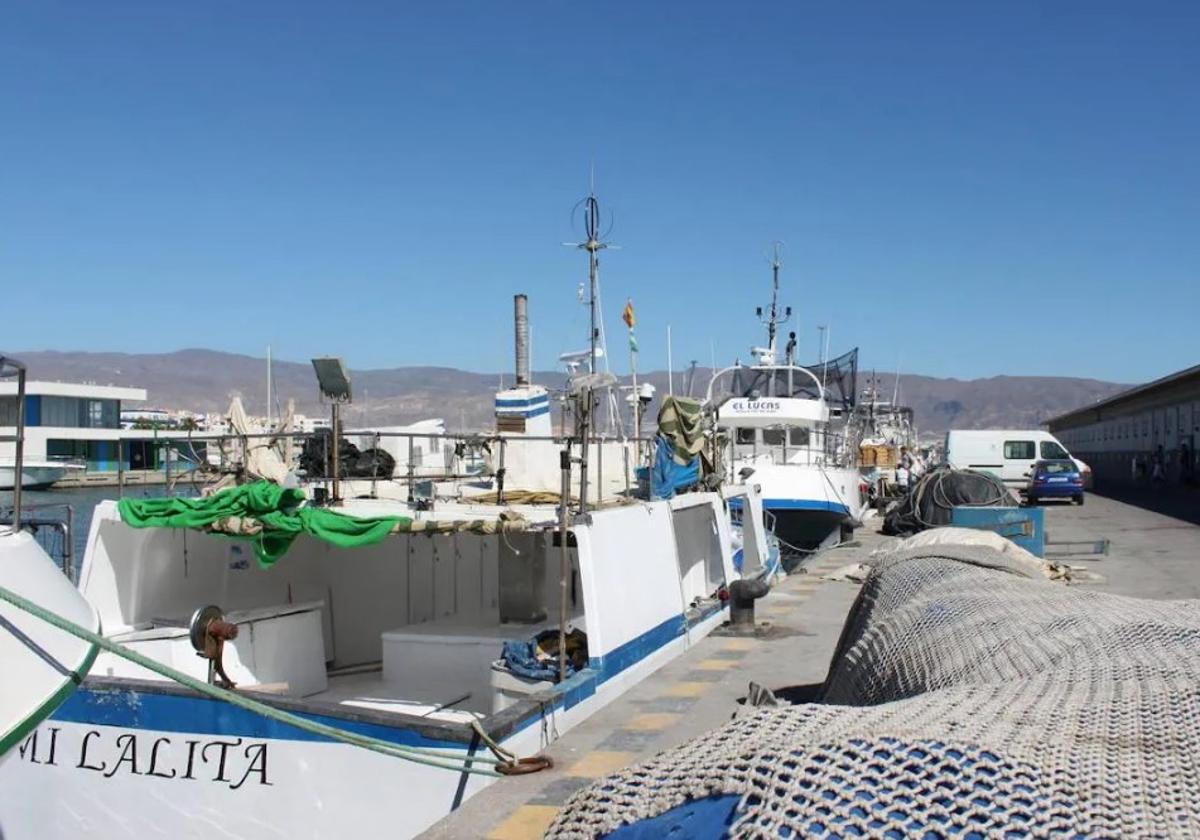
[548,543,1200,838]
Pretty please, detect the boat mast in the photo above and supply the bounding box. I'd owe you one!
[756,242,791,362]
[572,186,609,511]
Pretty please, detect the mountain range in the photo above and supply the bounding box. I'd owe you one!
[10,349,1131,439]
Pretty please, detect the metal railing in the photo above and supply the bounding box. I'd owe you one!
[104,426,657,513]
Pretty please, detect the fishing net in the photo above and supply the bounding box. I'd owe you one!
[547,543,1200,838]
[881,466,1015,536]
[723,348,859,412]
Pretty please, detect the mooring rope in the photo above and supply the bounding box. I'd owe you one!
[0,583,518,776]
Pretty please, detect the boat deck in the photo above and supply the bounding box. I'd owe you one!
[309,670,483,724]
[420,489,1200,839]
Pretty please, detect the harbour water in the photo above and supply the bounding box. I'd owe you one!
[1,485,192,575]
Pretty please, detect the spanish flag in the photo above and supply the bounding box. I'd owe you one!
[622,299,636,329]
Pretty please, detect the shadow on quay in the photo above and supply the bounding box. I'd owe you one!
[1092,483,1200,526]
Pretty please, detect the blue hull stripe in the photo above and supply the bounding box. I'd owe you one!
[764,498,850,515]
[494,397,550,408]
[52,688,464,750]
[729,497,850,516]
[51,607,719,744]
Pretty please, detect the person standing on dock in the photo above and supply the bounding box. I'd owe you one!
[1152,445,1166,485]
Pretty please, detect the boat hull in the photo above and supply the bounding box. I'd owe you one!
[739,464,864,553]
[768,502,852,551]
[0,465,69,491]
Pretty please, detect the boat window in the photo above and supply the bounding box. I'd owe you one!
[762,428,786,446]
[789,428,810,447]
[1003,440,1036,460]
[1040,441,1069,460]
[736,428,756,445]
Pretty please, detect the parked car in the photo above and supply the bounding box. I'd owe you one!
[1026,459,1085,505]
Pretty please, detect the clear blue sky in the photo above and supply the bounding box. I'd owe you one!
[3,1,1197,383]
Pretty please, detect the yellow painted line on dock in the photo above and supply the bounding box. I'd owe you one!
[566,750,640,778]
[720,637,758,651]
[695,658,740,671]
[626,712,682,731]
[662,681,711,698]
[487,805,560,840]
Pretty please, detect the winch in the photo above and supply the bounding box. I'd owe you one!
[188,604,239,688]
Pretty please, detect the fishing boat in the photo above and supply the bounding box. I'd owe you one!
[850,374,919,496]
[0,395,768,839]
[0,475,764,838]
[707,249,865,555]
[0,460,83,491]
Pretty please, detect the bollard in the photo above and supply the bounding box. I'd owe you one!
[728,578,770,634]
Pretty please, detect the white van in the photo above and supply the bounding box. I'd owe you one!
[944,430,1092,490]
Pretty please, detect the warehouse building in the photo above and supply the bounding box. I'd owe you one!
[1047,364,1200,488]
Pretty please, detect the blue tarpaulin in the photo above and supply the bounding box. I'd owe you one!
[650,434,701,499]
[500,629,588,682]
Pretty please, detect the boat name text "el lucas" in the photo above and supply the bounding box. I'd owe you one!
[728,399,782,413]
[16,726,272,789]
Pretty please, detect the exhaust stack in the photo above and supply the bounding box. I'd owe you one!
[514,294,530,387]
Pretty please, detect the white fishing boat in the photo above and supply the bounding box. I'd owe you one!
[850,375,919,495]
[707,250,865,554]
[0,443,768,838]
[0,460,83,491]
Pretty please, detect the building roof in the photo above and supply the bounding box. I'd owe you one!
[0,380,146,402]
[1047,363,1200,429]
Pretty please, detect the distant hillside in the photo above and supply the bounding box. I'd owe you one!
[8,349,1130,436]
[892,374,1131,437]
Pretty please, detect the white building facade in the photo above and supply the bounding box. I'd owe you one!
[0,381,148,474]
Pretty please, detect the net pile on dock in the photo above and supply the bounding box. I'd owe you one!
[547,543,1200,838]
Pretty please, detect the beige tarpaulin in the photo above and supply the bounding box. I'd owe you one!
[223,397,289,485]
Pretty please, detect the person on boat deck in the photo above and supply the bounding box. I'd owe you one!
[895,464,911,494]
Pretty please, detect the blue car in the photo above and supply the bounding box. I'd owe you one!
[1026,459,1085,505]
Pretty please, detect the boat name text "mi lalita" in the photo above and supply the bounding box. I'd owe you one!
[15,725,272,789]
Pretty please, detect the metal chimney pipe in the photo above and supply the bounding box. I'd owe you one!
[514,294,530,387]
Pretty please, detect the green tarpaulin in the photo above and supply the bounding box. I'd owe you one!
[117,481,408,567]
[657,396,706,465]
